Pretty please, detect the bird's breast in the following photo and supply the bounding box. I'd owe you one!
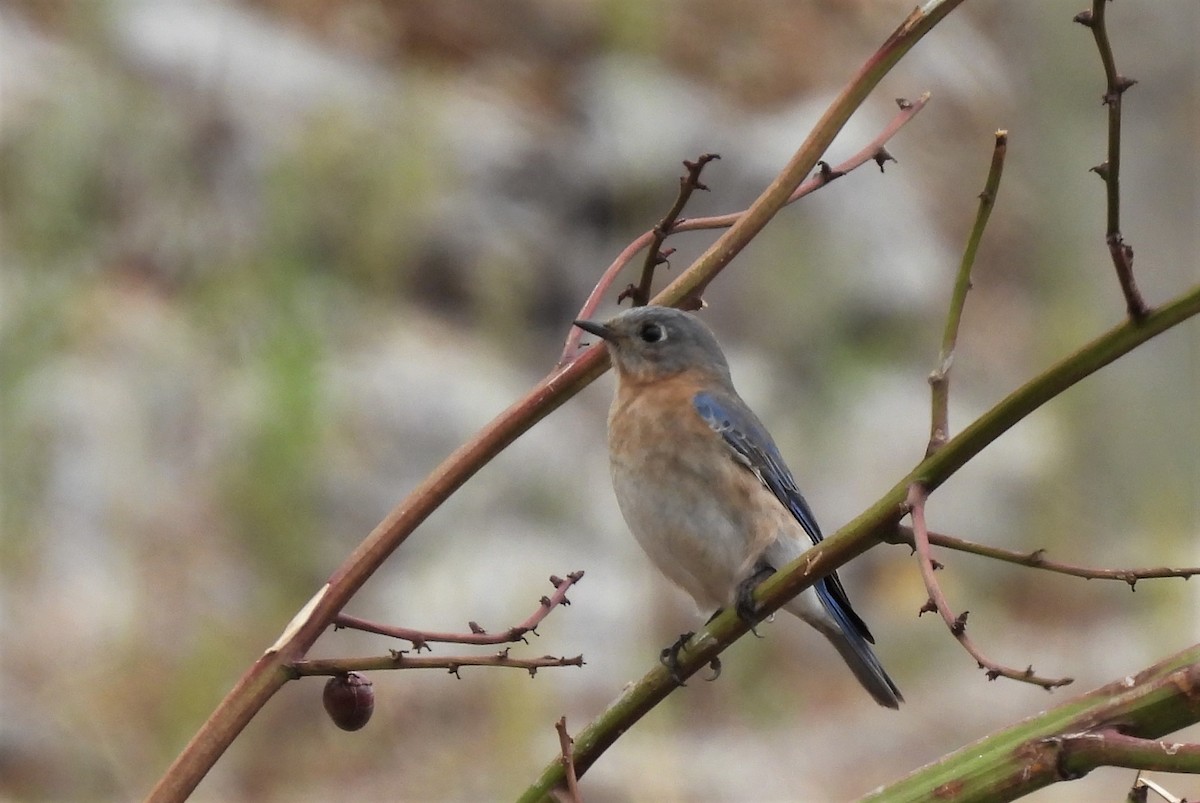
[605,378,767,610]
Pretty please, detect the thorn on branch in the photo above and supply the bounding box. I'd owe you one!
[873,147,896,173]
[1073,9,1095,27]
[952,611,969,636]
[895,97,912,110]
[1090,161,1110,180]
[815,160,846,183]
[469,621,486,634]
[919,599,937,616]
[1115,75,1138,93]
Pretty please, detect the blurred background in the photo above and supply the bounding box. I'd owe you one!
[1,0,1197,800]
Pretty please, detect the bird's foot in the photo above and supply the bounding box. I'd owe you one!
[734,562,776,635]
[705,656,722,681]
[659,631,695,685]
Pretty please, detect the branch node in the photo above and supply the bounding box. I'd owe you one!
[873,147,896,172]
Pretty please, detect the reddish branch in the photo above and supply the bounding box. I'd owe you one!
[906,483,1073,690]
[884,525,1200,588]
[290,650,583,678]
[334,571,583,650]
[560,94,931,364]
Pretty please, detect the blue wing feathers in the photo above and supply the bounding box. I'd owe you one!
[692,390,874,644]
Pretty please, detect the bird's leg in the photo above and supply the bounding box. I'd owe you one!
[734,560,776,627]
[659,631,694,686]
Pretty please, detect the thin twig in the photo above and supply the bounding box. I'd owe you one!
[927,130,1007,456]
[621,154,720,308]
[555,717,583,803]
[290,650,583,678]
[334,571,583,649]
[906,483,1073,690]
[559,94,931,364]
[1075,2,1148,320]
[884,525,1200,588]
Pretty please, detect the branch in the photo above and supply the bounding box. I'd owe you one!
[1056,728,1200,775]
[289,650,584,678]
[559,93,931,364]
[620,153,720,308]
[1075,2,1148,320]
[522,283,1200,800]
[863,645,1200,802]
[883,525,1200,588]
[906,483,1071,690]
[927,130,1007,456]
[333,571,583,649]
[555,718,582,803]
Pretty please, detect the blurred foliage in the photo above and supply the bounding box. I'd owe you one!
[0,0,1196,801]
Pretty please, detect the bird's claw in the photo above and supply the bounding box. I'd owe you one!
[734,562,776,631]
[704,656,722,681]
[659,631,694,685]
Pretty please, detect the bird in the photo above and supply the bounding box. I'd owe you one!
[574,305,902,708]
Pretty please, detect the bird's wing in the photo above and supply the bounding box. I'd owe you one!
[692,389,874,643]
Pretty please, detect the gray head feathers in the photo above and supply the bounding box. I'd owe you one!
[574,306,733,384]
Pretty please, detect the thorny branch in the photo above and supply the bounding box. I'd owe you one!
[1075,2,1148,320]
[560,94,930,364]
[333,572,584,650]
[621,153,721,308]
[289,650,584,679]
[884,525,1200,588]
[906,483,1074,690]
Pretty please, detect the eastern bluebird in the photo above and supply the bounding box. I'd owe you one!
[575,305,902,708]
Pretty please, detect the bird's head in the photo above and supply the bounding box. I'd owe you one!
[574,306,731,385]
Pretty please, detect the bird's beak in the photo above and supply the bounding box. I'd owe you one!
[573,319,614,342]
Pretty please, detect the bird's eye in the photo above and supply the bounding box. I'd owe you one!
[639,322,665,343]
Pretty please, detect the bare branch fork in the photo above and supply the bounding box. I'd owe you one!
[281,573,588,678]
[559,93,930,363]
[906,483,1073,690]
[620,152,721,308]
[1074,1,1148,320]
[333,571,584,649]
[912,131,1072,689]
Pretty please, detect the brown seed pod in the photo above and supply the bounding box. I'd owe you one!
[323,672,374,731]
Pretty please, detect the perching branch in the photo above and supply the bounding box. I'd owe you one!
[522,282,1200,801]
[906,483,1072,690]
[334,571,584,649]
[883,525,1200,588]
[927,130,1007,455]
[1074,2,1148,320]
[560,93,931,364]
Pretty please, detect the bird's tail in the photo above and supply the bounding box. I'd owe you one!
[820,625,903,709]
[785,583,903,709]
